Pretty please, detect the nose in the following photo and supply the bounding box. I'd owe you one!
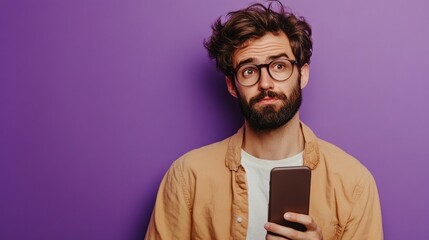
[258,67,274,90]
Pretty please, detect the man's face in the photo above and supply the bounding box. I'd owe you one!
[227,32,308,131]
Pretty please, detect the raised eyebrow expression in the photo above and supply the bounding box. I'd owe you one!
[235,53,291,69]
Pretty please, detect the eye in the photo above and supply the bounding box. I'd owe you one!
[271,62,287,72]
[240,66,258,78]
[243,68,254,76]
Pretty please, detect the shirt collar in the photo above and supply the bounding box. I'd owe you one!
[225,121,320,171]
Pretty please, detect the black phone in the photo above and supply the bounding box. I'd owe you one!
[268,166,311,233]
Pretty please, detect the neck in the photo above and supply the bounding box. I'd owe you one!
[242,113,304,160]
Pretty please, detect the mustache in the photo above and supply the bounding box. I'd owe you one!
[249,90,287,106]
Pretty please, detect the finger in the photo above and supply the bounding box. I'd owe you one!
[284,212,317,231]
[265,222,302,240]
[265,231,287,240]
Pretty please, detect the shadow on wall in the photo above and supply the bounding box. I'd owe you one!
[134,179,159,240]
[136,55,243,239]
[196,56,244,137]
[176,50,244,140]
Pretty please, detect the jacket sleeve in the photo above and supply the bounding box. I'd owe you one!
[145,159,192,240]
[341,172,383,239]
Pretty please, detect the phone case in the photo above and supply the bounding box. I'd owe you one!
[268,166,311,232]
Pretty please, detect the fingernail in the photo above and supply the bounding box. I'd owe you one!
[284,213,291,219]
[264,223,270,229]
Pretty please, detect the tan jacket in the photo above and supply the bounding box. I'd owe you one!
[145,123,383,239]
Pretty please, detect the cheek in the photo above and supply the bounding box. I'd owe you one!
[281,77,300,91]
[236,88,256,102]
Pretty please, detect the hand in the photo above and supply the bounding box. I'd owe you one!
[264,212,323,240]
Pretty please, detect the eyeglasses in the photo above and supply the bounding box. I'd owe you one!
[233,58,297,87]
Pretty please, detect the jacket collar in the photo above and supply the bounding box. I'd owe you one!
[225,121,320,171]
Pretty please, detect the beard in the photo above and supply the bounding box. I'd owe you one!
[237,83,302,132]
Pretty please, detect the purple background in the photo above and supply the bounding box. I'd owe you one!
[1,0,428,239]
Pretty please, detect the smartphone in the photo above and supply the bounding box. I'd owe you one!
[268,166,311,233]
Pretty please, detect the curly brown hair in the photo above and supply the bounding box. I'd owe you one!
[204,0,312,77]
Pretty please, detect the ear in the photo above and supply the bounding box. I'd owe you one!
[299,63,309,89]
[225,76,238,98]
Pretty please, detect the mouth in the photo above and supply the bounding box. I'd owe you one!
[257,96,278,104]
[249,90,285,108]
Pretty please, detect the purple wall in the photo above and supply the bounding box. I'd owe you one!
[1,0,428,239]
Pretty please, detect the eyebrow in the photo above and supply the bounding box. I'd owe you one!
[268,53,291,61]
[235,53,292,69]
[235,58,255,69]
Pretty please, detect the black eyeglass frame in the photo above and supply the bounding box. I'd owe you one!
[232,58,297,87]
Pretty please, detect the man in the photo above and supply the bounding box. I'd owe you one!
[145,1,383,239]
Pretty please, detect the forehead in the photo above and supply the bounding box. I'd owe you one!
[232,32,294,67]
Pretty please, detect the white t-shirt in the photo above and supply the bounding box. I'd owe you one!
[241,150,303,240]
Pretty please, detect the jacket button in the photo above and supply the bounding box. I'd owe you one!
[236,216,243,223]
